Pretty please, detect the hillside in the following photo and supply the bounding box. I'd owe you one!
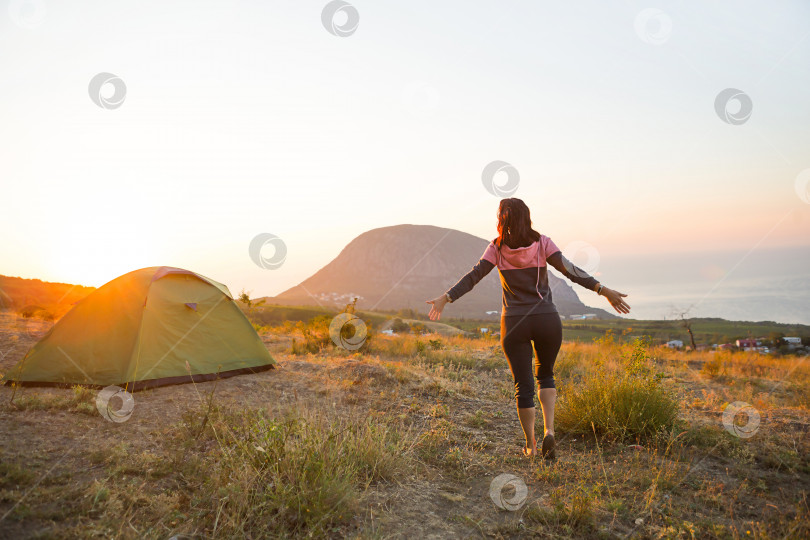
[271,224,616,320]
[0,275,95,318]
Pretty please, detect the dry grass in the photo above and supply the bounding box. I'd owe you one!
[0,315,808,538]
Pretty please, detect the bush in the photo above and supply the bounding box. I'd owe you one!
[557,338,679,440]
[557,374,679,440]
[289,315,332,354]
[18,305,54,320]
[701,353,726,378]
[410,322,427,334]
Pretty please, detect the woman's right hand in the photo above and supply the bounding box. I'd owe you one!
[426,295,448,321]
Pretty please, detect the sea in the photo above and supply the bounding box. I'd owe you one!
[577,245,810,326]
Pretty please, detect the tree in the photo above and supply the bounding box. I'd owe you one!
[768,331,786,348]
[391,318,411,333]
[237,289,265,315]
[238,289,252,308]
[671,306,697,351]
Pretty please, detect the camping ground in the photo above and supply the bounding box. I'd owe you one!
[0,310,808,538]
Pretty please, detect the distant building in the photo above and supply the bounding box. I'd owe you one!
[480,328,489,333]
[583,314,597,319]
[736,339,759,349]
[381,329,394,335]
[485,310,499,315]
[784,337,802,345]
[665,340,683,349]
[718,343,736,350]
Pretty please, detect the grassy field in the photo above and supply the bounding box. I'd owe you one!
[446,316,810,346]
[0,309,808,538]
[240,303,810,348]
[559,318,810,346]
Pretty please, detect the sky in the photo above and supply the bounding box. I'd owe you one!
[1,0,809,323]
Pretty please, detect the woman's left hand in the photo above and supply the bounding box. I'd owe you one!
[602,287,631,314]
[426,295,448,321]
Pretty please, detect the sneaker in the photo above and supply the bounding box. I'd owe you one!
[541,433,556,460]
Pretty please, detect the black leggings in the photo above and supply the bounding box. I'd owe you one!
[500,312,563,409]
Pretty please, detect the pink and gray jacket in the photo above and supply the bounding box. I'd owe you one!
[445,235,599,317]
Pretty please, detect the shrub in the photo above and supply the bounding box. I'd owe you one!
[701,353,725,378]
[410,322,427,334]
[557,339,679,440]
[557,373,679,440]
[18,305,54,320]
[289,315,331,354]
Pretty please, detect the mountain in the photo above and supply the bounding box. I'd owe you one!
[272,224,616,320]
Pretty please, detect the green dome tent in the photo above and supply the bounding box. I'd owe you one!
[1,267,275,391]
